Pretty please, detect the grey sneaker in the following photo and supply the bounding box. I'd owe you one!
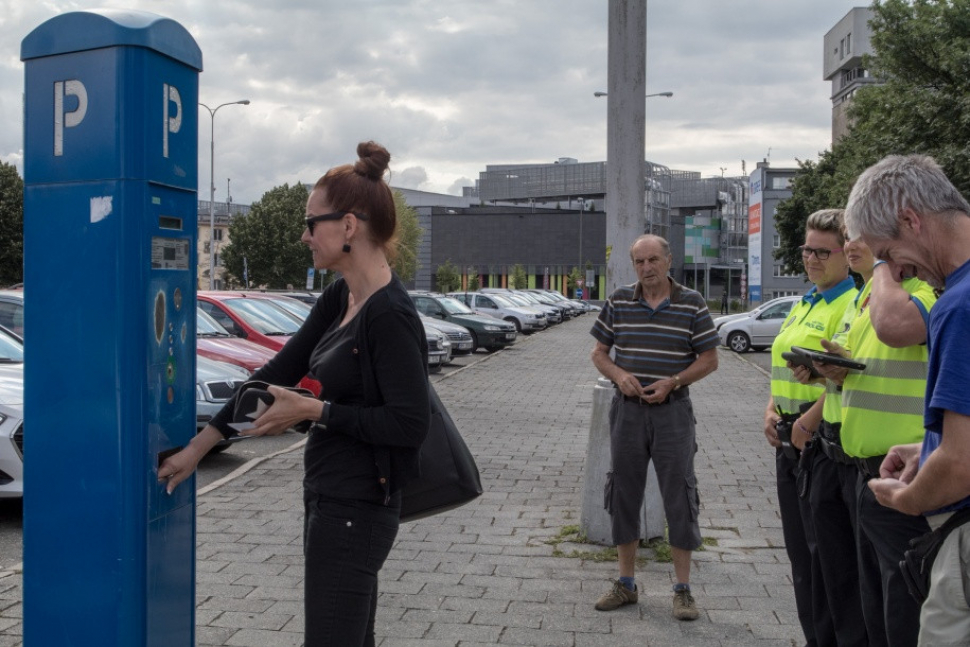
[672,588,699,621]
[594,579,638,611]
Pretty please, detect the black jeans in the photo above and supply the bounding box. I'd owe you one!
[777,449,836,647]
[303,490,401,647]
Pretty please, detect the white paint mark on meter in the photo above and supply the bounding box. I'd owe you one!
[90,196,112,223]
[162,83,182,158]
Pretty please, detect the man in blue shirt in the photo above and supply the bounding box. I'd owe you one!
[845,154,970,645]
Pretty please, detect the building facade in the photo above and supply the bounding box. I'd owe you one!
[747,162,804,304]
[824,7,876,142]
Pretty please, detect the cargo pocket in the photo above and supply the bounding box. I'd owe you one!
[685,474,700,522]
[604,471,615,515]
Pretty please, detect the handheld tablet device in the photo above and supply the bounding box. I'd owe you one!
[781,351,821,379]
[790,346,867,371]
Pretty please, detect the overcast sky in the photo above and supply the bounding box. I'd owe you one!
[1,0,863,205]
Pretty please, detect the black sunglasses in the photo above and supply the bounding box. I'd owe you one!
[305,211,369,235]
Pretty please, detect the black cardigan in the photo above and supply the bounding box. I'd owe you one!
[209,275,430,501]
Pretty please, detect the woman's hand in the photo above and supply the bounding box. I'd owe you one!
[764,409,782,448]
[157,426,223,494]
[246,385,324,437]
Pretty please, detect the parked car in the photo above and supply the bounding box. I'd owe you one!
[717,295,801,353]
[420,314,475,356]
[0,290,25,337]
[448,291,545,333]
[409,292,517,352]
[422,323,451,372]
[195,355,251,453]
[528,289,587,316]
[486,289,563,324]
[520,290,574,320]
[226,292,314,321]
[197,308,278,374]
[196,292,321,395]
[0,325,24,498]
[274,291,321,305]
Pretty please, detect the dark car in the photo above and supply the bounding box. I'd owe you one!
[409,292,517,352]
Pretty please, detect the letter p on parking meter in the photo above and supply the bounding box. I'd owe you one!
[21,10,202,646]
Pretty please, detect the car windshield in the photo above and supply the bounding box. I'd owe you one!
[0,328,23,362]
[223,298,302,335]
[505,294,532,306]
[197,308,232,337]
[529,293,553,304]
[438,297,474,315]
[265,297,312,321]
[489,294,516,308]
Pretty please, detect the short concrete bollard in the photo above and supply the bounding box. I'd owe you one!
[580,378,665,545]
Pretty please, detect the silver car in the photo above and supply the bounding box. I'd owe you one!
[420,314,475,356]
[0,326,23,498]
[449,292,546,333]
[717,296,801,353]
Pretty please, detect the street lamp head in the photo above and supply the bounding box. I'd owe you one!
[237,100,251,105]
[594,91,673,99]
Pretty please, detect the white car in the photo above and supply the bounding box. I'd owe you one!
[717,296,801,353]
[449,292,546,333]
[0,326,23,498]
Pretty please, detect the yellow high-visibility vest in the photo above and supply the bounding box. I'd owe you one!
[840,278,936,458]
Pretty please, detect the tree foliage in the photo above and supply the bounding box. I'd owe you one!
[0,161,23,286]
[391,191,422,281]
[509,264,528,289]
[467,272,480,291]
[774,0,970,273]
[221,183,311,289]
[435,259,461,293]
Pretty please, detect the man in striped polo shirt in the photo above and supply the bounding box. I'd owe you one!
[590,234,719,620]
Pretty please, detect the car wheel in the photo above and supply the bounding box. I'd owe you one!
[727,331,751,353]
[504,317,522,333]
[469,330,480,351]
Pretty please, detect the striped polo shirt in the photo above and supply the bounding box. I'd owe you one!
[591,278,718,386]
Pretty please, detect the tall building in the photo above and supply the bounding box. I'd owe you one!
[747,162,804,303]
[824,7,877,142]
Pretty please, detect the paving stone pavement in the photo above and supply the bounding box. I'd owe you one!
[0,316,803,646]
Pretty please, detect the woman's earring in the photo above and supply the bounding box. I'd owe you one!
[342,242,352,253]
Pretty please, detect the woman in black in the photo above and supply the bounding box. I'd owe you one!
[160,141,431,646]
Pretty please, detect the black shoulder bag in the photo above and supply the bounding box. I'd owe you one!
[398,385,483,522]
[900,505,970,604]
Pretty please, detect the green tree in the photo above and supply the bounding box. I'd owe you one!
[392,191,422,281]
[221,182,311,289]
[565,266,583,294]
[774,0,970,271]
[0,161,23,286]
[509,264,528,289]
[467,272,480,291]
[435,260,461,293]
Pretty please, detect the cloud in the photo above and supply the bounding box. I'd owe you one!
[0,0,858,203]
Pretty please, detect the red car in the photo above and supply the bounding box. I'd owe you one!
[196,308,278,374]
[197,292,321,395]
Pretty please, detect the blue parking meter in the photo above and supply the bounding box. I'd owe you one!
[21,10,201,646]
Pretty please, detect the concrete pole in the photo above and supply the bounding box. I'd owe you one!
[605,0,646,296]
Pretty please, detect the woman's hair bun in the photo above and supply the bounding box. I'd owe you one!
[354,141,391,180]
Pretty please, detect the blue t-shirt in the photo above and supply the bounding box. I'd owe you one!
[920,258,970,514]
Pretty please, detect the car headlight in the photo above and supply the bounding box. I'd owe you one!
[196,384,206,401]
[484,325,502,331]
[0,412,6,425]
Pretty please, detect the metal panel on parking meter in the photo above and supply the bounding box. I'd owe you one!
[21,10,202,646]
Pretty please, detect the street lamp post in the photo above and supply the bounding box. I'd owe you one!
[199,99,250,290]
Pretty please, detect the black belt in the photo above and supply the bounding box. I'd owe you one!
[816,436,886,479]
[616,386,689,406]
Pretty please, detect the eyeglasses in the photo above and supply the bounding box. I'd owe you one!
[305,211,368,235]
[799,245,844,260]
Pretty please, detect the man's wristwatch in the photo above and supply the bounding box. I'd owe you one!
[672,374,682,391]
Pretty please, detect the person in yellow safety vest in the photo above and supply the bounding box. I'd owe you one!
[799,233,935,647]
[764,208,857,647]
